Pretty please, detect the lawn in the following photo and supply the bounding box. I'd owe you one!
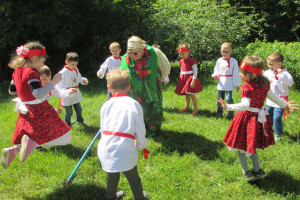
[0,72,299,200]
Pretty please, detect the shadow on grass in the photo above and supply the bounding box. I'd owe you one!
[164,107,218,119]
[283,130,299,143]
[251,170,300,198]
[23,183,106,200]
[152,130,224,160]
[75,124,100,136]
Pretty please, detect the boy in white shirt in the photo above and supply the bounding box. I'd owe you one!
[97,68,149,200]
[97,42,122,100]
[212,42,241,119]
[264,52,294,142]
[58,52,88,126]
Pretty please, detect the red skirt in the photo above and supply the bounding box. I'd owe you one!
[12,101,71,145]
[223,110,275,154]
[175,74,202,95]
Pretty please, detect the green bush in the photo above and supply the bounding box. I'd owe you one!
[234,40,300,89]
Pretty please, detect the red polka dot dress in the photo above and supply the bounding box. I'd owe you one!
[175,57,202,95]
[223,82,275,154]
[11,67,71,145]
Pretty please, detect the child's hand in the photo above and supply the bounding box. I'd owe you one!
[286,101,299,112]
[97,73,102,78]
[51,73,62,85]
[69,88,77,94]
[236,86,240,92]
[218,98,226,110]
[164,80,169,85]
[190,79,195,88]
[56,108,63,114]
[277,68,283,74]
[214,75,219,80]
[83,80,89,85]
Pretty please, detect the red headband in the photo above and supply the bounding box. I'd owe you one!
[240,61,264,75]
[178,48,189,52]
[16,46,47,58]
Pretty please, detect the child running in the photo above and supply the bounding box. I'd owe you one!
[212,42,241,119]
[97,68,149,200]
[97,42,122,100]
[1,41,71,169]
[219,55,298,181]
[175,44,202,116]
[264,52,294,142]
[58,52,88,126]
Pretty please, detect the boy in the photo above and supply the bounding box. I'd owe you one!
[212,42,241,119]
[264,52,294,142]
[58,52,88,126]
[97,68,149,200]
[97,42,122,100]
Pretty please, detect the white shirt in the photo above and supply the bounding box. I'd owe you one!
[97,95,149,173]
[97,56,122,78]
[58,67,87,106]
[45,85,75,102]
[212,57,241,91]
[263,69,293,108]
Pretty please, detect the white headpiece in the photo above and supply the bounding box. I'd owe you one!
[127,39,144,50]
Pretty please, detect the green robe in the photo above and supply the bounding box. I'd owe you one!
[120,44,163,136]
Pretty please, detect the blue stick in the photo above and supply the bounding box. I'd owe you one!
[65,130,101,184]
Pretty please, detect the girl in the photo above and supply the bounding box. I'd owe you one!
[219,55,298,181]
[175,44,202,116]
[1,41,72,169]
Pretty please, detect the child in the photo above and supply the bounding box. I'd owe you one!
[58,52,88,126]
[39,65,77,114]
[97,42,122,100]
[97,68,149,200]
[212,42,241,119]
[264,52,294,142]
[219,55,298,181]
[175,43,202,115]
[1,42,72,169]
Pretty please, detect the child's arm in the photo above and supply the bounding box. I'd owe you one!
[97,58,109,78]
[277,69,294,87]
[77,71,89,85]
[218,98,250,111]
[232,59,241,92]
[134,103,150,150]
[8,80,17,95]
[212,60,220,79]
[154,47,171,85]
[190,64,197,88]
[267,90,298,111]
[31,73,61,99]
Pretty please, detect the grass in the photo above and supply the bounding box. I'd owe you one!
[0,73,299,200]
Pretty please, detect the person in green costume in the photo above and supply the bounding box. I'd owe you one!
[120,36,171,136]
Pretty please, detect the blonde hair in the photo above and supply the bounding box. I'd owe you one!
[267,52,283,63]
[39,65,51,77]
[8,41,45,69]
[109,42,121,50]
[177,43,189,50]
[240,55,269,87]
[221,42,232,50]
[106,68,130,90]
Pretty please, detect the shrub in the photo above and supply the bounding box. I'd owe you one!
[234,40,300,89]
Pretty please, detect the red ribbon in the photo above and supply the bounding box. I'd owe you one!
[280,96,289,119]
[58,98,62,109]
[178,48,189,52]
[22,48,47,58]
[240,61,264,75]
[223,57,231,68]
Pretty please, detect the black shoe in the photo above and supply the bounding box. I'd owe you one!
[216,113,222,119]
[67,122,75,127]
[226,114,234,120]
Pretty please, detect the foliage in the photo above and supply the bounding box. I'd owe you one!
[146,0,257,62]
[234,40,300,89]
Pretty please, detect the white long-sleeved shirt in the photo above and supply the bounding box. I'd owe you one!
[212,57,241,91]
[45,84,75,102]
[263,69,294,108]
[97,56,121,78]
[97,95,149,173]
[58,67,87,106]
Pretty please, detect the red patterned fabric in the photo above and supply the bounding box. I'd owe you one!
[11,67,71,145]
[223,82,275,154]
[175,57,202,95]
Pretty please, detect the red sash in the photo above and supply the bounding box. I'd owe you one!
[102,131,149,159]
[279,95,289,119]
[219,75,232,77]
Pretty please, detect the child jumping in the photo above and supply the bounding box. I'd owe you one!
[219,55,298,181]
[175,44,202,116]
[97,42,122,100]
[212,42,241,119]
[58,52,88,126]
[1,41,72,169]
[97,68,149,200]
[264,52,294,142]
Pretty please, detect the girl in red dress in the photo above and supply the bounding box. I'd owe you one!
[175,44,202,116]
[1,41,72,169]
[219,55,298,181]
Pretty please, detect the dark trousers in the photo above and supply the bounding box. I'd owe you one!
[106,166,144,200]
[64,102,84,124]
[217,90,233,115]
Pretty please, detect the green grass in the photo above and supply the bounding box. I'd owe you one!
[0,75,299,200]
